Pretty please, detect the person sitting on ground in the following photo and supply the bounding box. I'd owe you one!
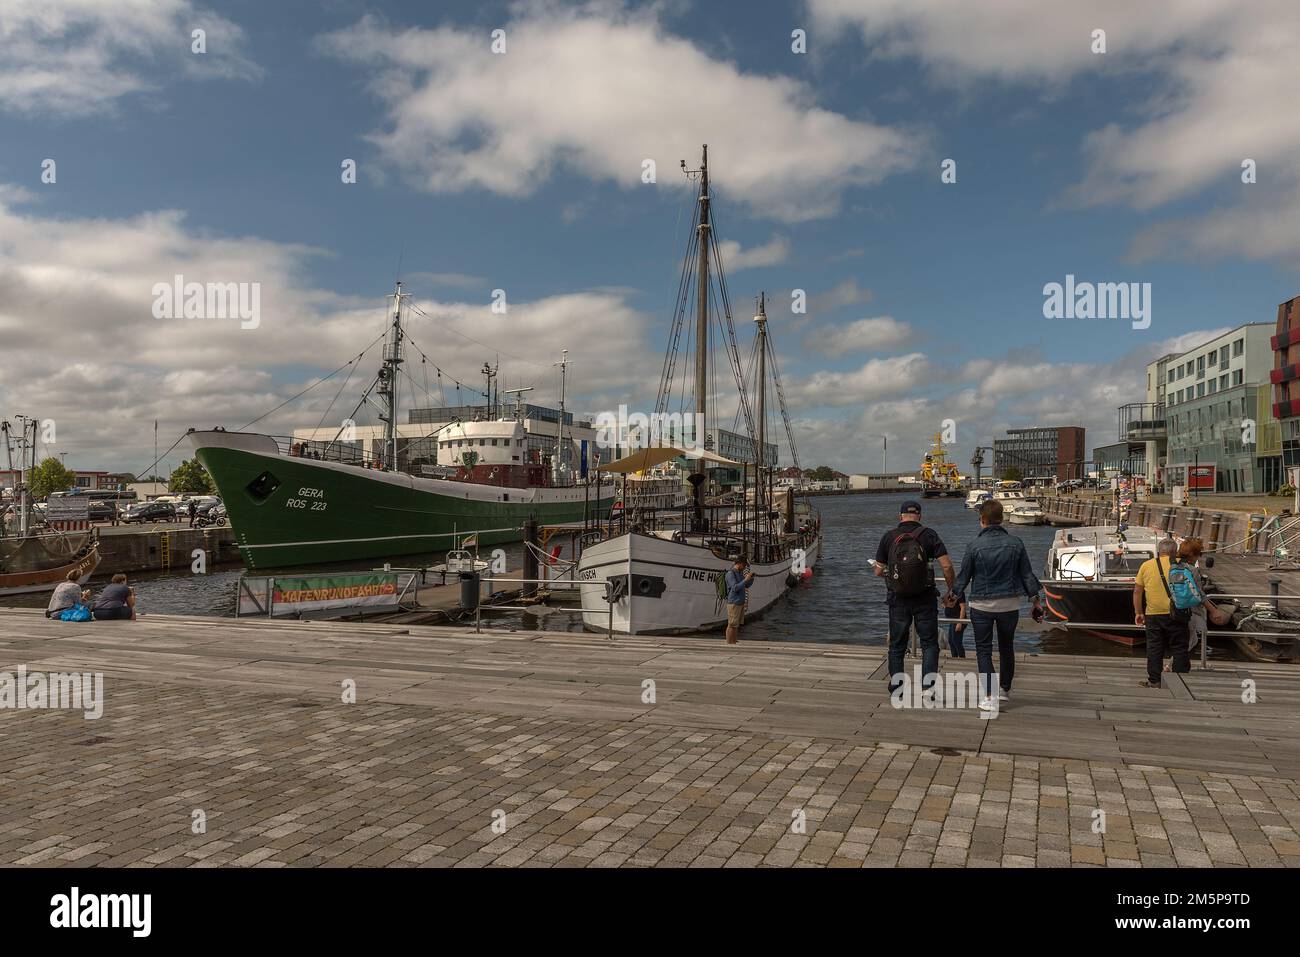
[46,569,84,619]
[91,573,136,621]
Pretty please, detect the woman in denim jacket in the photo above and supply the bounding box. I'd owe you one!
[946,498,1043,710]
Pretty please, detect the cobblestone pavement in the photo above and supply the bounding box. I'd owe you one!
[1,611,1299,867]
[4,679,1300,868]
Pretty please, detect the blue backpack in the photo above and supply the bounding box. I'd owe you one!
[59,603,92,622]
[1166,563,1204,611]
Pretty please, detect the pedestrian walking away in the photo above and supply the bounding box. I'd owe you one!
[874,500,954,698]
[948,498,1042,710]
[1133,539,1189,687]
[723,555,755,645]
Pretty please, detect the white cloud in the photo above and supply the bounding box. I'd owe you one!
[810,0,1300,261]
[317,3,921,221]
[0,187,658,472]
[0,0,261,116]
[789,352,933,407]
[716,235,790,271]
[806,315,910,355]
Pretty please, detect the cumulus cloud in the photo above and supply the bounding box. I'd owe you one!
[805,315,911,355]
[810,0,1300,261]
[0,0,261,116]
[317,3,921,221]
[716,235,790,271]
[0,187,657,471]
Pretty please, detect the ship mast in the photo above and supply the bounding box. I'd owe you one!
[754,293,767,531]
[693,145,710,478]
[379,281,408,471]
[554,349,568,485]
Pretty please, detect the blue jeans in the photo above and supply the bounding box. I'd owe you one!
[970,608,1018,695]
[947,622,967,657]
[888,598,939,692]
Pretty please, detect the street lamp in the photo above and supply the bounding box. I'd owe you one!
[874,434,887,475]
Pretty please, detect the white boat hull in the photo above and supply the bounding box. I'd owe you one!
[577,531,821,635]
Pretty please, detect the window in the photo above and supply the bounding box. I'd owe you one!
[1208,379,1218,394]
[1220,345,1229,365]
[1197,356,1205,377]
[1176,366,1184,380]
[1233,369,1243,386]
[1177,388,1185,403]
[1168,370,1175,383]
[1208,350,1217,367]
[1197,382,1205,397]
[491,438,498,446]
[1220,374,1229,390]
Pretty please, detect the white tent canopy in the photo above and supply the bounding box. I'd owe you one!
[597,446,742,475]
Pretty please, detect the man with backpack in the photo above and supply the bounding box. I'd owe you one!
[1133,538,1191,687]
[874,500,955,697]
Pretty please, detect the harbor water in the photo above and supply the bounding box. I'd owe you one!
[2,491,1247,660]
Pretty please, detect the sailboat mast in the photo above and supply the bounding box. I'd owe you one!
[382,281,407,470]
[755,294,767,526]
[694,145,710,477]
[555,349,568,484]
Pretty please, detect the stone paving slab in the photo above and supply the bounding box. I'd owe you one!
[1,609,1299,867]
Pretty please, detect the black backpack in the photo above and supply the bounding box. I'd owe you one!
[887,529,931,597]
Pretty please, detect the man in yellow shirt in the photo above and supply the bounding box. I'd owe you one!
[1133,539,1189,688]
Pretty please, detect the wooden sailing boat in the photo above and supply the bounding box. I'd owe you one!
[576,147,822,635]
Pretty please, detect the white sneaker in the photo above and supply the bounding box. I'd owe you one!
[978,696,997,712]
[998,689,1010,702]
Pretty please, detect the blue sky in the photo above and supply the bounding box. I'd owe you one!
[2,0,1298,476]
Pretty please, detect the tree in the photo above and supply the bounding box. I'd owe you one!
[169,459,216,495]
[1000,466,1023,483]
[28,457,76,500]
[810,465,835,482]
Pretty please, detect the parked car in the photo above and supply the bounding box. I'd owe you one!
[122,501,177,524]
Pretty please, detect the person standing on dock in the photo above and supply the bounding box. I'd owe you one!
[724,556,755,645]
[947,498,1043,710]
[1133,539,1189,687]
[875,500,954,698]
[187,499,198,528]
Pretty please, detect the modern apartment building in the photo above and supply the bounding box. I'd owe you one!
[993,426,1086,483]
[1272,294,1300,479]
[1162,322,1281,493]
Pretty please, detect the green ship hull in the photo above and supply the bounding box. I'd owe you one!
[189,431,613,570]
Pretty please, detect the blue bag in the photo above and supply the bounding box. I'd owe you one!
[59,603,92,622]
[1166,563,1205,611]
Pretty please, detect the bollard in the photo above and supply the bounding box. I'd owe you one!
[1246,515,1264,553]
[522,516,539,599]
[1208,513,1223,553]
[460,571,480,612]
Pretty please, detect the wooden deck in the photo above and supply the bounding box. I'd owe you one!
[4,608,1298,776]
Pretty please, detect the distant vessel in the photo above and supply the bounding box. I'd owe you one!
[920,434,965,498]
[0,416,100,596]
[190,283,615,569]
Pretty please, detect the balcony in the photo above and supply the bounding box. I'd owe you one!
[1124,418,1166,441]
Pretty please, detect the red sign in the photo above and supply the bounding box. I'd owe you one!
[1188,465,1216,490]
